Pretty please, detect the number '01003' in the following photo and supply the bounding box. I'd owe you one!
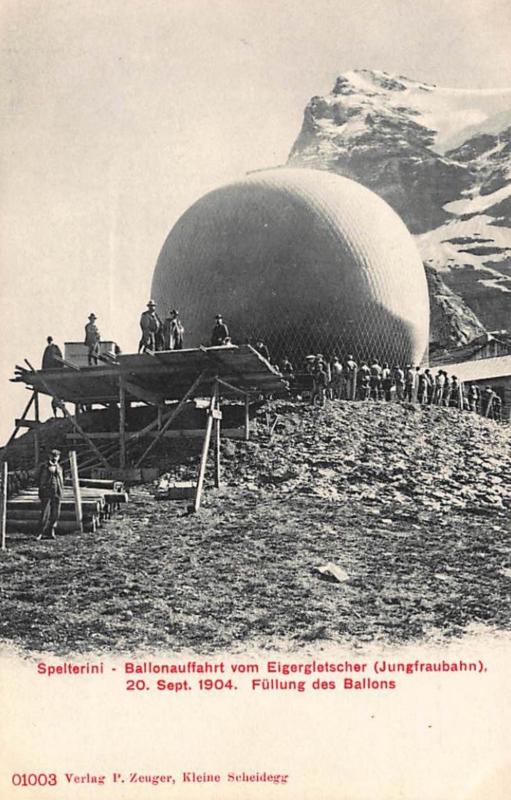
[12,774,58,786]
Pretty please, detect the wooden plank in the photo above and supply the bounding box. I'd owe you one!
[193,392,216,513]
[69,450,84,534]
[119,378,126,469]
[15,419,40,429]
[124,379,164,406]
[214,388,221,489]
[66,427,245,440]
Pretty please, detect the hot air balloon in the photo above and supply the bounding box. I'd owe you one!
[152,168,429,365]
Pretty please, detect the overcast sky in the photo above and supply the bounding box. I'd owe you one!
[1,0,510,442]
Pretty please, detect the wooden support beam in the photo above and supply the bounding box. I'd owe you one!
[53,355,81,371]
[14,419,40,430]
[4,392,36,448]
[216,376,251,397]
[214,385,221,489]
[124,379,164,406]
[23,366,111,470]
[134,370,210,468]
[119,378,126,469]
[69,450,84,534]
[1,461,7,550]
[193,389,217,512]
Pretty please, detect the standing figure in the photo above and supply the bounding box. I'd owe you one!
[345,355,358,401]
[404,365,415,402]
[163,309,185,350]
[417,369,428,405]
[84,313,101,366]
[42,336,64,370]
[467,383,479,412]
[449,376,462,409]
[211,314,229,346]
[369,359,382,400]
[425,369,435,405]
[381,362,392,402]
[311,362,329,407]
[139,300,164,353]
[330,356,344,399]
[433,370,445,405]
[36,449,64,541]
[442,373,452,407]
[393,365,405,401]
[358,362,371,400]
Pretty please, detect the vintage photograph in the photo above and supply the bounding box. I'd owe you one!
[1,1,510,797]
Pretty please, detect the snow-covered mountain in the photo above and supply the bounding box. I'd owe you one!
[288,70,511,350]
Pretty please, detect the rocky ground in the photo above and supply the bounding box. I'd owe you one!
[0,400,510,655]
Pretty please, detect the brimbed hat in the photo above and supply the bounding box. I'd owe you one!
[170,309,178,315]
[88,313,97,320]
[50,448,61,457]
[215,313,222,319]
[147,300,156,307]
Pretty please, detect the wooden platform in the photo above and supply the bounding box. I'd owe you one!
[11,345,286,405]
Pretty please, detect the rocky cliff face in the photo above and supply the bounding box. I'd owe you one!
[288,70,511,349]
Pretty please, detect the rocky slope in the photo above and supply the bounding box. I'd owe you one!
[2,400,509,653]
[288,70,511,347]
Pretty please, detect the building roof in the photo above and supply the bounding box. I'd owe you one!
[436,355,511,383]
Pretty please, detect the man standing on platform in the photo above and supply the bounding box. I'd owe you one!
[42,336,64,370]
[84,313,101,365]
[36,449,64,541]
[163,309,185,350]
[139,300,164,353]
[211,314,229,346]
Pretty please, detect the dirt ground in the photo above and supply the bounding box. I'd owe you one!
[1,401,510,655]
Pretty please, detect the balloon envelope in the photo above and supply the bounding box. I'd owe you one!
[152,168,429,365]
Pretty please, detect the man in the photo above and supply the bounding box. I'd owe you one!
[345,355,358,401]
[139,300,164,353]
[311,361,329,407]
[42,336,64,370]
[369,359,382,400]
[163,309,185,350]
[417,369,428,405]
[393,365,405,401]
[404,365,415,402]
[84,313,101,365]
[468,383,479,413]
[433,370,446,405]
[211,314,229,346]
[425,369,435,405]
[36,449,64,541]
[330,356,344,399]
[381,362,392,402]
[358,361,371,401]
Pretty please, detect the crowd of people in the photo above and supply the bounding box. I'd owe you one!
[40,302,505,423]
[286,352,504,421]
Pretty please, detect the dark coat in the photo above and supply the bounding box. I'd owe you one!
[211,322,229,346]
[42,343,64,370]
[38,461,64,499]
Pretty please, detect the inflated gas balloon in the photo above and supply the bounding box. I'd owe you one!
[152,168,429,365]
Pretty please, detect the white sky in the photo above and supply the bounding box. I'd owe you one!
[1,0,511,442]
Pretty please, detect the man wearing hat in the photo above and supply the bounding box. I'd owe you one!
[139,300,164,353]
[36,449,64,541]
[163,309,185,350]
[211,314,229,346]
[84,313,101,366]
